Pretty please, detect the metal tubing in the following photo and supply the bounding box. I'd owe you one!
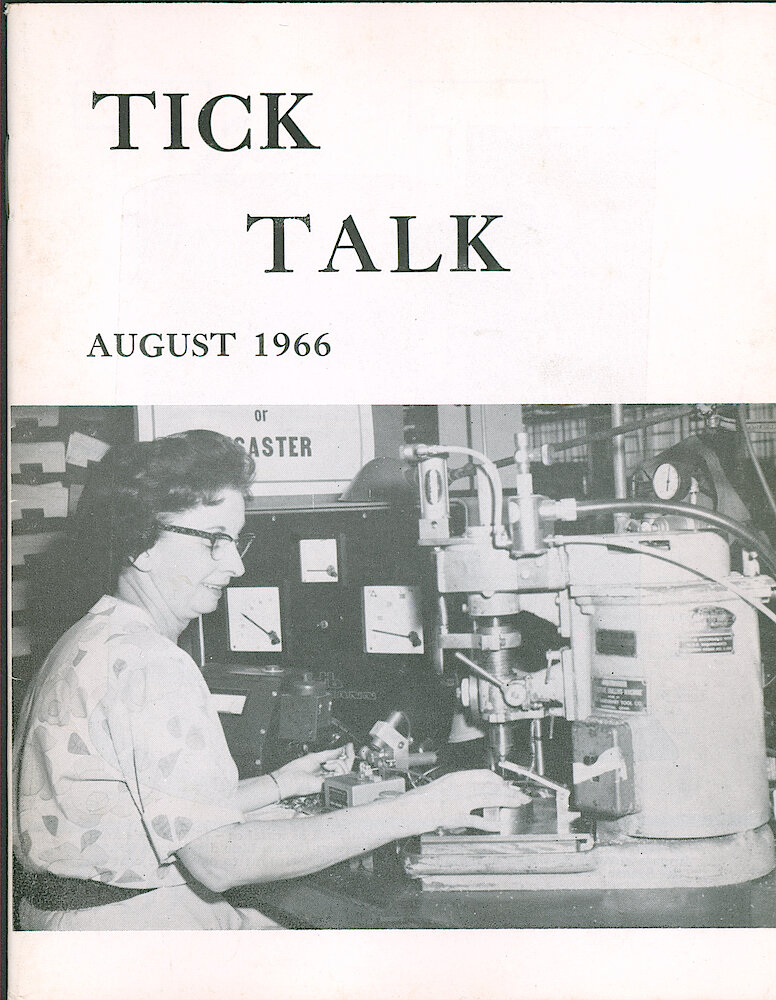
[530,719,545,776]
[611,404,627,500]
[573,499,776,576]
[611,404,628,534]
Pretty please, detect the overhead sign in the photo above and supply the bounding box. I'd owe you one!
[136,405,374,496]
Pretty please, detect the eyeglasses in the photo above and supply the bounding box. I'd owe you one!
[157,524,256,560]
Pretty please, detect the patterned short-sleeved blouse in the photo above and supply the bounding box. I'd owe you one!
[13,595,245,890]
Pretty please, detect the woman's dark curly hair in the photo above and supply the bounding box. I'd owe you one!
[67,429,256,602]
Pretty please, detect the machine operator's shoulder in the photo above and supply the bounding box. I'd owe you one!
[102,623,204,701]
[64,597,155,661]
[73,595,152,639]
[69,632,204,724]
[57,597,193,684]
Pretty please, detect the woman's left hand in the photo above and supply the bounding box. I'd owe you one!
[272,743,355,799]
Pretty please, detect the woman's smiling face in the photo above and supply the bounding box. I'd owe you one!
[141,489,247,624]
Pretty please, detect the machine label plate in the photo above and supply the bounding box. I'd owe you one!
[595,629,637,657]
[680,633,734,654]
[593,678,647,712]
[680,605,735,654]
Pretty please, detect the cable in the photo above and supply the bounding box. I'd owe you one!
[538,405,698,456]
[738,404,776,524]
[445,445,503,528]
[572,499,776,578]
[552,536,776,631]
[411,766,440,786]
[448,405,698,483]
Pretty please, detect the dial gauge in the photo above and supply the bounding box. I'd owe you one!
[299,538,339,583]
[363,585,424,654]
[226,587,283,652]
[652,461,683,500]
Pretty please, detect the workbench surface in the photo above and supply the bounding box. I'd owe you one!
[228,862,776,929]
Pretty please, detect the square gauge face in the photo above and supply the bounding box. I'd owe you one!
[363,585,424,654]
[225,587,283,652]
[298,538,339,583]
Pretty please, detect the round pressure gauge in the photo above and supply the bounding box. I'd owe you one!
[652,461,684,500]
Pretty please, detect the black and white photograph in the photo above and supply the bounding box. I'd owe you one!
[10,403,776,927]
[5,3,776,998]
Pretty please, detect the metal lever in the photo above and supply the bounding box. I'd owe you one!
[454,651,524,707]
[497,760,580,835]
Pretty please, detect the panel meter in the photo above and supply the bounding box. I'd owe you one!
[363,585,424,654]
[299,538,340,583]
[226,587,283,651]
[652,461,686,500]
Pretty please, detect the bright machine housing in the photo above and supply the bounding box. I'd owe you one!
[401,429,776,890]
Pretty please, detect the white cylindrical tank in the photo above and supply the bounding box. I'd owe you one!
[568,532,772,839]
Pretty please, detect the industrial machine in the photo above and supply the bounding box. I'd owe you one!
[397,416,776,890]
[195,406,776,893]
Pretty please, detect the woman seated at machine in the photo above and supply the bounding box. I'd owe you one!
[12,429,525,930]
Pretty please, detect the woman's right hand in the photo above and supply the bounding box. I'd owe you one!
[404,769,531,833]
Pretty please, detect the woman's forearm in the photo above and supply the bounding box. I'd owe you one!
[235,773,284,814]
[179,770,528,892]
[178,792,426,892]
[235,745,353,812]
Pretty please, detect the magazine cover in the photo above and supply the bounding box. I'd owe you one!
[6,4,776,998]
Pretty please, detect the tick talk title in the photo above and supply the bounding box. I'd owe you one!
[92,91,510,275]
[89,91,509,359]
